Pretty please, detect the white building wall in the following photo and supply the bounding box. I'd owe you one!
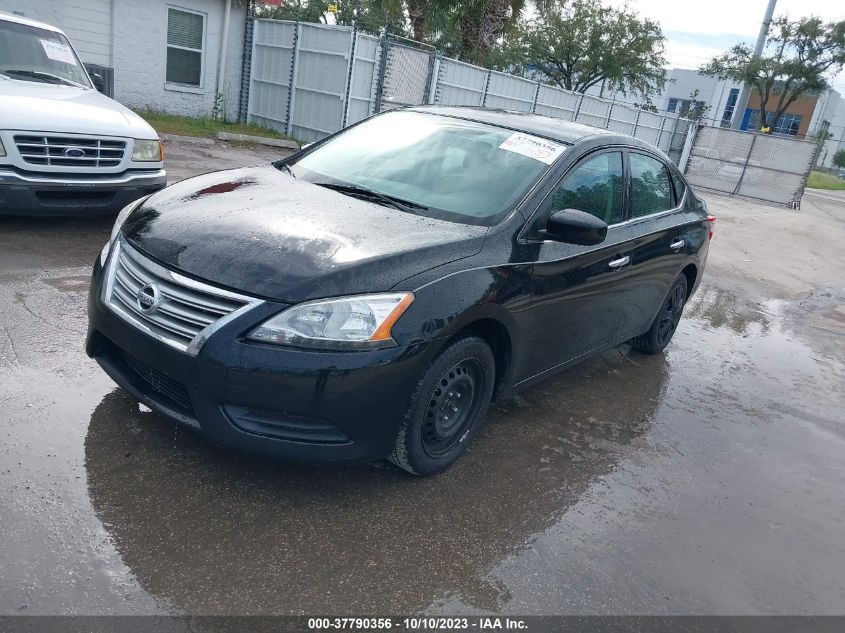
[660,69,721,110]
[587,69,742,122]
[808,88,841,136]
[818,97,845,169]
[111,0,246,120]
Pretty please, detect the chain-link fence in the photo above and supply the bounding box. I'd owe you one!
[684,125,820,207]
[375,35,435,111]
[246,19,691,161]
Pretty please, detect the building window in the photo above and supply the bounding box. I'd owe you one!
[741,109,802,136]
[720,88,739,126]
[166,8,204,86]
[667,98,705,116]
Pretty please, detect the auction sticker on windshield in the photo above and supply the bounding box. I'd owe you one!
[498,133,565,164]
[40,40,77,65]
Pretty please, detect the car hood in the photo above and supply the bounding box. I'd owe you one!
[0,78,157,138]
[122,166,488,302]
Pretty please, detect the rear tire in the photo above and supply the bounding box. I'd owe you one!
[389,336,495,476]
[631,275,688,354]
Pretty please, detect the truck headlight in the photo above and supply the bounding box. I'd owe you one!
[248,293,414,350]
[0,138,6,158]
[132,139,163,162]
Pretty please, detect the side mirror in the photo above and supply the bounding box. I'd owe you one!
[543,209,607,246]
[90,72,105,92]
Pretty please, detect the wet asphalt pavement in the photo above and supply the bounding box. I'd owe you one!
[1,146,844,615]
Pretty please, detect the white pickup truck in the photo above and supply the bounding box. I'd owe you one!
[0,11,166,215]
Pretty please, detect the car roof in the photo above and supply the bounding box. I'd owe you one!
[408,105,666,155]
[0,10,65,34]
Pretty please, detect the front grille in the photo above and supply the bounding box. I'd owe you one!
[122,350,195,416]
[104,240,260,354]
[14,134,126,168]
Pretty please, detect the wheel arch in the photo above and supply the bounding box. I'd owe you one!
[441,316,514,403]
[681,262,698,299]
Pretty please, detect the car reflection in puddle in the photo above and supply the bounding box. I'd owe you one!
[84,348,670,614]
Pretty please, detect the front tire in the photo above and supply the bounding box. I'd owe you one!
[631,275,688,354]
[389,336,495,476]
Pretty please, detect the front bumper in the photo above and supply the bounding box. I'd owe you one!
[0,167,166,216]
[86,258,437,463]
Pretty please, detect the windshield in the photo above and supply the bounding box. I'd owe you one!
[287,111,566,226]
[0,19,91,88]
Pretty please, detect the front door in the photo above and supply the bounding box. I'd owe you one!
[519,150,635,381]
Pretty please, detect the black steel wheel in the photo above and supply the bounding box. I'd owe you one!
[631,275,688,354]
[421,358,485,459]
[390,336,495,475]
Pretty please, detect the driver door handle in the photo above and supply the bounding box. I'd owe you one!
[670,239,685,250]
[608,256,630,269]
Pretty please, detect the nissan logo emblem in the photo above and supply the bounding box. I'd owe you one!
[63,147,86,158]
[136,283,161,313]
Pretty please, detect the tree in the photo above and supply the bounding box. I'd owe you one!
[467,0,527,66]
[493,0,667,99]
[406,0,429,41]
[834,149,845,169]
[257,0,406,37]
[701,16,845,133]
[425,0,527,65]
[678,89,711,122]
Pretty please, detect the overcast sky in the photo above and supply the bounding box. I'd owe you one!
[604,0,845,94]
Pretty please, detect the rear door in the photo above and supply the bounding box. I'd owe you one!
[519,150,637,380]
[621,151,694,338]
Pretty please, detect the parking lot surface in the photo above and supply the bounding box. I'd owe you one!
[1,145,844,615]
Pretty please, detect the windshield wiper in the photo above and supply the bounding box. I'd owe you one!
[3,69,87,89]
[279,163,296,178]
[313,182,428,215]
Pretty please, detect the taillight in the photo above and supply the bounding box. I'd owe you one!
[707,215,716,240]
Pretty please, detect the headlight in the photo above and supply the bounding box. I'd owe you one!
[132,139,163,162]
[99,197,147,265]
[248,293,414,350]
[0,138,6,157]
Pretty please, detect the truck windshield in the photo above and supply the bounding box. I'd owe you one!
[287,111,567,226]
[0,19,91,88]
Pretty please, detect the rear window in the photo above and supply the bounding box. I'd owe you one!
[630,153,673,218]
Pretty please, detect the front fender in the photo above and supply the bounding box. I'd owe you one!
[390,262,535,389]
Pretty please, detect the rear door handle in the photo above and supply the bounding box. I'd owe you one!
[670,239,685,250]
[608,256,630,269]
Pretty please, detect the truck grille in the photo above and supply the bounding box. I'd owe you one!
[104,241,261,354]
[14,134,126,168]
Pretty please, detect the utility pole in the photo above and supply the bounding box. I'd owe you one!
[730,0,777,130]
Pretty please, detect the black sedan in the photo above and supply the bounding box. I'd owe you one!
[87,106,712,475]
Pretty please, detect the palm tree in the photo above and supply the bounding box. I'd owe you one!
[473,0,524,65]
[406,0,429,41]
[447,0,529,65]
[374,0,530,65]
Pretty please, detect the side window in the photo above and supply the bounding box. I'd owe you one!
[550,152,623,224]
[630,153,673,218]
[670,169,686,205]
